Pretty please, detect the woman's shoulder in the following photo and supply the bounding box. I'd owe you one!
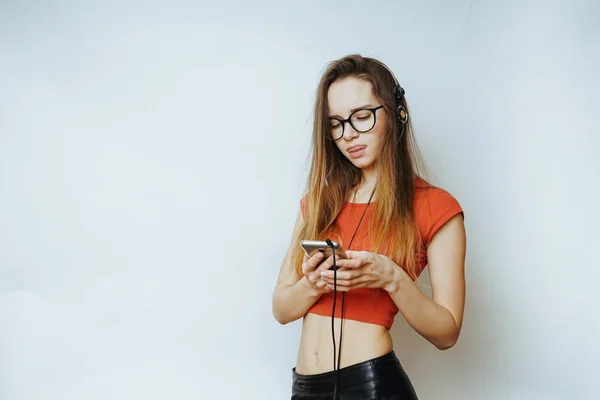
[413,176,464,245]
[414,175,456,195]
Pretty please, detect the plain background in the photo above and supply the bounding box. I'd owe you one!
[1,0,599,399]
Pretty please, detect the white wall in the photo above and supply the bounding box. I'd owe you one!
[1,1,598,399]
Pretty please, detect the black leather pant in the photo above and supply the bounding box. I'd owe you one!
[291,351,419,400]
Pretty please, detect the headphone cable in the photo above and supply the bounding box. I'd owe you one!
[325,185,375,399]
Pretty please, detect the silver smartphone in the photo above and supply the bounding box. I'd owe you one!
[299,240,347,260]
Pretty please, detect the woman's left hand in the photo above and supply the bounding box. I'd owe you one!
[319,250,406,293]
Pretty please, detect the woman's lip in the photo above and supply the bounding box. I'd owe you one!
[348,147,366,159]
[348,145,366,153]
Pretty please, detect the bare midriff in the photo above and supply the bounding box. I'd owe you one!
[294,313,393,375]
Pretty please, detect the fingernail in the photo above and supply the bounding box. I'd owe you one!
[320,271,328,277]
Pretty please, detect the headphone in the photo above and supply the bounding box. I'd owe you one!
[393,85,409,125]
[390,71,409,137]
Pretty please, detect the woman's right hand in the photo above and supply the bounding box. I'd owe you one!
[302,252,340,294]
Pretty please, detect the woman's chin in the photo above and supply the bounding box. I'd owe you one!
[349,158,374,169]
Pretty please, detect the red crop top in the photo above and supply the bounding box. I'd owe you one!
[299,177,463,329]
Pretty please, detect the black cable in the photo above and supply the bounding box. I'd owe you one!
[327,244,342,400]
[326,239,340,399]
[325,185,376,399]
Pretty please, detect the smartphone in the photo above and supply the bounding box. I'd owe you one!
[300,240,347,269]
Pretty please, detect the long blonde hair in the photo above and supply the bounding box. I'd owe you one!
[292,54,428,280]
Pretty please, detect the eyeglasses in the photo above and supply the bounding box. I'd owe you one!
[328,105,384,141]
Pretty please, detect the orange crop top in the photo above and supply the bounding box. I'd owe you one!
[299,178,464,329]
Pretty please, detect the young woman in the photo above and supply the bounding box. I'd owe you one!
[272,54,466,399]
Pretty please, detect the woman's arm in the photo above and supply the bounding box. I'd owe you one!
[272,211,325,325]
[273,276,322,325]
[319,213,466,349]
[386,214,467,349]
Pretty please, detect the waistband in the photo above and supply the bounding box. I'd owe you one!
[292,351,402,393]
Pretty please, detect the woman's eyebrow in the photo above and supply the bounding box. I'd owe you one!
[329,104,374,118]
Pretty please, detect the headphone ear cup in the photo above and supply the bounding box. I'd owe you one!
[392,85,408,139]
[396,105,409,124]
[393,85,408,124]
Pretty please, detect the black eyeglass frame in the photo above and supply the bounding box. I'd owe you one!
[327,105,385,141]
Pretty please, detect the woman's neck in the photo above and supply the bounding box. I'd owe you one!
[361,167,377,189]
[351,180,377,203]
